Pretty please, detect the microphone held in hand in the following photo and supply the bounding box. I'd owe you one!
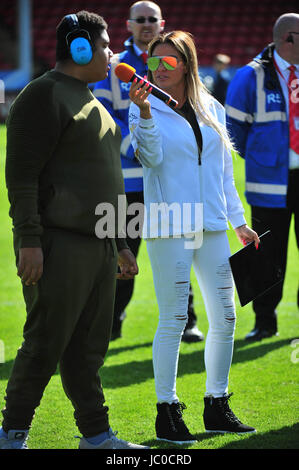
[114,63,178,109]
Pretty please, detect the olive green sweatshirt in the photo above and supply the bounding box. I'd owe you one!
[5,70,127,251]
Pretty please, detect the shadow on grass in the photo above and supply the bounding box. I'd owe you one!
[142,422,299,450]
[103,337,294,388]
[210,422,299,449]
[107,341,153,357]
[0,338,295,388]
[142,437,199,450]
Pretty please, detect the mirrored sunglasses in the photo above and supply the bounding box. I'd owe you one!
[147,56,178,71]
[131,16,159,23]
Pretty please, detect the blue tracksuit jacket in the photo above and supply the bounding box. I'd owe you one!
[225,43,290,208]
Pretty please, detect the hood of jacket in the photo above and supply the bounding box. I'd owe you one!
[253,42,282,92]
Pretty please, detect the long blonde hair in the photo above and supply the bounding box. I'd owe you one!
[147,31,234,151]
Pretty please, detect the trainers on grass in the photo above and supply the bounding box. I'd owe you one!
[0,428,29,449]
[78,428,149,449]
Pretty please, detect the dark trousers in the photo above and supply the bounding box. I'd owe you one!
[251,169,299,329]
[2,229,117,437]
[113,192,198,331]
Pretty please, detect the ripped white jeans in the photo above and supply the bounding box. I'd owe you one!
[146,231,236,403]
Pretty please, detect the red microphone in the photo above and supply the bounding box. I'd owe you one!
[115,62,178,109]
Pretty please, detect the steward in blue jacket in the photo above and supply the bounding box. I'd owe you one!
[226,43,290,209]
[225,31,299,342]
[91,36,146,339]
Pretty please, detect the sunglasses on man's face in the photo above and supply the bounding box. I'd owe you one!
[130,16,159,24]
[147,56,178,71]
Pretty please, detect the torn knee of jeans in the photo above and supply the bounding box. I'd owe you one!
[174,261,189,322]
[216,263,236,325]
[174,313,188,321]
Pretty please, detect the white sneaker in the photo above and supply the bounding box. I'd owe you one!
[78,428,149,449]
[0,429,29,449]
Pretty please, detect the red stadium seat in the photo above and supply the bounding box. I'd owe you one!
[0,0,297,69]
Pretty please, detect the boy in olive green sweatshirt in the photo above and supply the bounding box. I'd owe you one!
[0,11,148,450]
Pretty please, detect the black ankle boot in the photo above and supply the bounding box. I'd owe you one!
[156,402,196,444]
[203,393,256,434]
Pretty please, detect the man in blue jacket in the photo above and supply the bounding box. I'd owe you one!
[93,1,204,342]
[226,13,299,341]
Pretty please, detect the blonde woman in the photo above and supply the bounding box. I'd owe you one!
[129,31,259,444]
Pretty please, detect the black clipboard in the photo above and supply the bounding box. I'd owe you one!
[229,230,283,307]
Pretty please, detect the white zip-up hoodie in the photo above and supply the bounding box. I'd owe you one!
[129,93,246,239]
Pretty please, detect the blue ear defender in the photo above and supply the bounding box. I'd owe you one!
[65,14,93,65]
[69,36,93,65]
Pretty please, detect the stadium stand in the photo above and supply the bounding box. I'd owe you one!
[0,0,298,72]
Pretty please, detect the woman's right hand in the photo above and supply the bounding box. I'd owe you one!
[129,78,152,119]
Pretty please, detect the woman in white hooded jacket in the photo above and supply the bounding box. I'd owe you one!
[128,31,259,444]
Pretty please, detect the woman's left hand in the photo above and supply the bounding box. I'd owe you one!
[235,224,260,249]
